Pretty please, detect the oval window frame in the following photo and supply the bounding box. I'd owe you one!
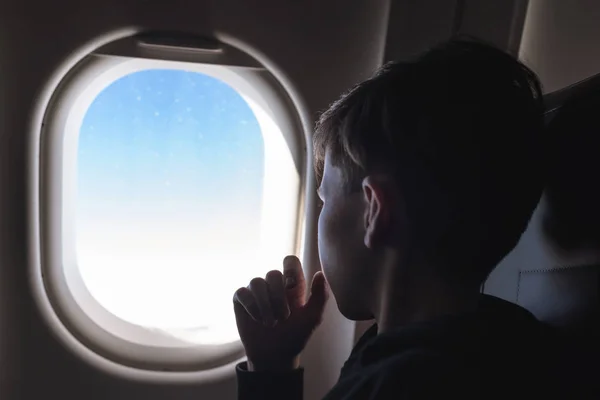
[33,35,306,378]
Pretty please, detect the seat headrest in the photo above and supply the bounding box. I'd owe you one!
[523,74,600,339]
[543,81,600,253]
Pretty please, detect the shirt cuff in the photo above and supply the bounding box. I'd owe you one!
[236,361,304,400]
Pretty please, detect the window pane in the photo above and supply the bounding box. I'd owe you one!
[75,69,265,344]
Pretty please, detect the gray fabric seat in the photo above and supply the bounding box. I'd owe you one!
[484,73,600,346]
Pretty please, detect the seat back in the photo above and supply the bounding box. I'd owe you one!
[484,73,600,345]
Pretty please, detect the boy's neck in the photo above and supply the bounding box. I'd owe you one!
[374,278,480,334]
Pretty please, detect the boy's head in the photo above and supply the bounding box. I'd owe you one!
[314,39,545,320]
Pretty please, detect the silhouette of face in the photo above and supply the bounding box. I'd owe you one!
[317,152,378,321]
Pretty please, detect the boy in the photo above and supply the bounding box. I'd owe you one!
[232,39,577,399]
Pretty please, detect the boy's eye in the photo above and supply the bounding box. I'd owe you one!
[316,199,324,209]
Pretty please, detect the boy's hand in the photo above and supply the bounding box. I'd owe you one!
[233,255,328,372]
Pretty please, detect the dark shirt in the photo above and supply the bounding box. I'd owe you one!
[236,295,597,399]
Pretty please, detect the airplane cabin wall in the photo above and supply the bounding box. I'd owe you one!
[521,0,600,93]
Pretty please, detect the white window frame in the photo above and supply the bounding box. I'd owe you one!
[29,35,306,380]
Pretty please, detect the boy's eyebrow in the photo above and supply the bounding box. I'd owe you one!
[316,186,323,197]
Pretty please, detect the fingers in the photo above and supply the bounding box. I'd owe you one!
[266,270,290,320]
[248,277,275,326]
[233,282,273,326]
[234,271,291,327]
[283,255,307,310]
[233,287,260,326]
[233,255,311,328]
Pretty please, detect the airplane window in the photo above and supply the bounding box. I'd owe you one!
[76,69,266,345]
[62,66,300,350]
[36,49,302,373]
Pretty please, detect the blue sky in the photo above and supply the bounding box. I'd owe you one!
[75,69,266,342]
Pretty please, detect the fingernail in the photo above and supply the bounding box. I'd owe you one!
[285,276,296,289]
[283,255,297,264]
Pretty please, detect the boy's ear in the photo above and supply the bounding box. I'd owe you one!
[362,175,394,248]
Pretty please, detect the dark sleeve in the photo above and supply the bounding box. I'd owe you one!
[236,362,304,400]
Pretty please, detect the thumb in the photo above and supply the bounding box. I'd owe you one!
[301,271,329,326]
